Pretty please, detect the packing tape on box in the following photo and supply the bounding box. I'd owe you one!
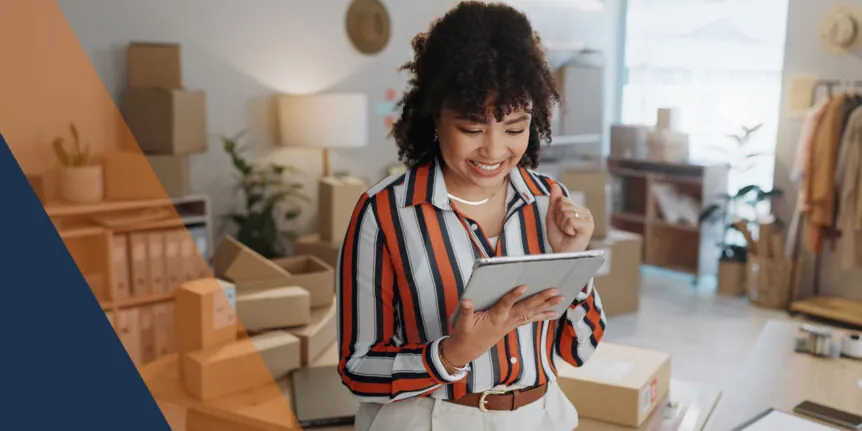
[842,333,862,359]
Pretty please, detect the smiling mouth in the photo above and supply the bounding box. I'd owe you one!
[469,160,504,171]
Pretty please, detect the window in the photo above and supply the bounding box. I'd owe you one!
[620,0,789,194]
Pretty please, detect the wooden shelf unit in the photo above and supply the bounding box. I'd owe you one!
[48,194,213,365]
[607,158,729,279]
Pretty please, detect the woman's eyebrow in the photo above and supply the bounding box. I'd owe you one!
[503,114,530,125]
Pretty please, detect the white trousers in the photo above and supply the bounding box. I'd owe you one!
[354,381,579,431]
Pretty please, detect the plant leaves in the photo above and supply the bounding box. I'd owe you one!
[53,137,69,167]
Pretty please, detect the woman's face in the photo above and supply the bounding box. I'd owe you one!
[436,105,531,192]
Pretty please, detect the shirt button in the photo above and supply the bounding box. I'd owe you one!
[471,223,478,231]
[510,357,518,364]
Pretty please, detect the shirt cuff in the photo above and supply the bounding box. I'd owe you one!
[425,336,469,383]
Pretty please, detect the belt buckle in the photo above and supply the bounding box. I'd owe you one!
[478,389,508,413]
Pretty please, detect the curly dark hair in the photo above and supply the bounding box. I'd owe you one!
[391,1,560,169]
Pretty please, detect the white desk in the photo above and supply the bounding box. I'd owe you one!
[705,320,862,430]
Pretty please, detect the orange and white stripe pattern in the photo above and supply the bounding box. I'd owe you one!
[336,157,606,403]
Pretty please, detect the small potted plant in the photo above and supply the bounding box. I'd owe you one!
[53,123,104,203]
[223,130,309,258]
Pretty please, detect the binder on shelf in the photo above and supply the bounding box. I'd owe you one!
[164,230,183,290]
[129,233,151,296]
[113,234,131,300]
[139,305,156,364]
[147,231,167,294]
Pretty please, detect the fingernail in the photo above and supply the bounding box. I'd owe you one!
[518,286,527,294]
[550,288,560,295]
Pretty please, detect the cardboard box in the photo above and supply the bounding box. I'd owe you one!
[127,42,182,89]
[318,176,367,243]
[146,155,189,198]
[589,229,642,318]
[312,341,339,367]
[122,88,206,155]
[211,235,291,285]
[610,124,649,160]
[251,331,302,379]
[557,343,671,428]
[293,234,341,269]
[182,338,277,401]
[560,168,610,239]
[288,299,337,365]
[175,278,237,355]
[270,255,334,308]
[103,151,165,200]
[213,236,335,307]
[236,286,310,332]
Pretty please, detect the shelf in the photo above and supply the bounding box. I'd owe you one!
[45,198,176,217]
[59,226,109,239]
[612,212,646,223]
[111,218,187,234]
[652,219,700,233]
[790,296,862,328]
[115,292,175,309]
[549,133,602,146]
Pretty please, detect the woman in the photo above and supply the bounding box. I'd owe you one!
[336,2,606,430]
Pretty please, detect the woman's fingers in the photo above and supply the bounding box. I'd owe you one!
[511,288,563,321]
[492,285,527,316]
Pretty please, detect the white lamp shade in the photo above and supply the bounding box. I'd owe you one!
[278,93,369,149]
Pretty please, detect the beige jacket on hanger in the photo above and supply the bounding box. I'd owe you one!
[836,106,862,270]
[806,94,849,253]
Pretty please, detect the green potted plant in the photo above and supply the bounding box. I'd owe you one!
[53,122,104,204]
[700,124,782,296]
[223,130,309,258]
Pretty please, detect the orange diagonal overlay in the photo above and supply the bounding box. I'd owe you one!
[0,2,304,430]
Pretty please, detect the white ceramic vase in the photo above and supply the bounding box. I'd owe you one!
[61,165,104,204]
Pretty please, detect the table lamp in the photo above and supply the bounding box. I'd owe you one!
[277,93,368,177]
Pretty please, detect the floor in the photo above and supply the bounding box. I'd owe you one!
[601,267,794,391]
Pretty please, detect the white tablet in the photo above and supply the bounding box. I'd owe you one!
[450,250,606,325]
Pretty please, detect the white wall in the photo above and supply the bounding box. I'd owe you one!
[774,0,862,301]
[57,0,621,241]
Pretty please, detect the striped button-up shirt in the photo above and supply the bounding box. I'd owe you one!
[336,157,607,404]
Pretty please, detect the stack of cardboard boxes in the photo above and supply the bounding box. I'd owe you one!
[561,168,644,318]
[169,234,343,402]
[293,176,368,268]
[109,41,205,200]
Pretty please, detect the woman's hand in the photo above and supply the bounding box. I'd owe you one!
[546,183,594,253]
[440,285,564,369]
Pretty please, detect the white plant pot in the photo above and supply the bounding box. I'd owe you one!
[61,165,104,204]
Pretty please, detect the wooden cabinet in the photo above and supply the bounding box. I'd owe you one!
[607,158,729,279]
[47,194,212,365]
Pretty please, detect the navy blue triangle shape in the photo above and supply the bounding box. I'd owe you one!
[0,133,171,430]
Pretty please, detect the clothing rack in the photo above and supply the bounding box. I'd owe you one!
[811,78,862,102]
[788,78,862,328]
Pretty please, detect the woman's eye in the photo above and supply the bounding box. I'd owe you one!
[507,129,526,135]
[460,128,482,135]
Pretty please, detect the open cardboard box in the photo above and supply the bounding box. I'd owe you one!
[212,236,335,308]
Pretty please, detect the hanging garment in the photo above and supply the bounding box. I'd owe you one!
[806,94,850,254]
[836,106,862,270]
[785,99,831,259]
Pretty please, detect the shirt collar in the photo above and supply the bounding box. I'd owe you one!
[400,157,548,210]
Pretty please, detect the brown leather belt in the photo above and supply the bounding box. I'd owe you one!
[446,383,548,412]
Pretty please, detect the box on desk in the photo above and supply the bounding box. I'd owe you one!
[557,343,671,428]
[589,229,643,318]
[560,168,610,239]
[293,234,341,269]
[122,88,206,155]
[236,286,311,332]
[182,331,299,401]
[175,278,237,355]
[318,176,367,243]
[288,298,337,365]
